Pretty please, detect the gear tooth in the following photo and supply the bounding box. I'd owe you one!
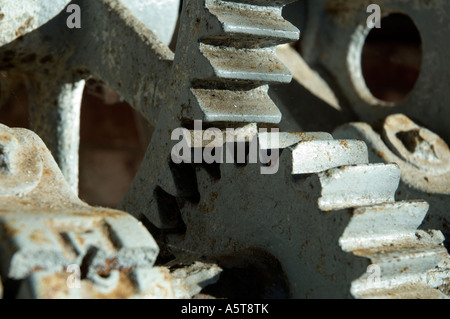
[340,201,431,253]
[259,131,333,150]
[317,163,401,211]
[350,245,450,299]
[177,0,299,124]
[353,283,449,300]
[204,0,299,48]
[191,86,281,123]
[291,139,369,175]
[198,45,292,84]
[339,200,450,299]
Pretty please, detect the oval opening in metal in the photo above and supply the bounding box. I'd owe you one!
[361,13,422,104]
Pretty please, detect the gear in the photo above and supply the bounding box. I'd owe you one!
[117,0,450,298]
[0,0,449,299]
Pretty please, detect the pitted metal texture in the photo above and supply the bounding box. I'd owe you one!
[0,0,449,300]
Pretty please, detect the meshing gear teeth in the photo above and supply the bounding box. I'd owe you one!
[1,0,450,299]
[120,0,301,237]
[156,129,450,298]
[171,0,300,124]
[120,0,450,299]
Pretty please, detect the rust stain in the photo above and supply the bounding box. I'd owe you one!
[88,274,138,299]
[95,257,133,278]
[42,169,54,177]
[40,272,139,299]
[30,230,51,244]
[339,140,350,149]
[31,265,44,272]
[15,17,34,37]
[76,235,85,246]
[18,200,32,206]
[39,272,72,299]
[289,132,316,142]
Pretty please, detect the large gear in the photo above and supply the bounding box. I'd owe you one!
[0,0,449,299]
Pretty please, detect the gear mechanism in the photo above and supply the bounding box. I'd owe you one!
[0,0,449,299]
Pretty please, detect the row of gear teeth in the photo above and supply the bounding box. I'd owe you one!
[157,126,450,298]
[117,0,450,298]
[0,0,448,299]
[174,0,299,124]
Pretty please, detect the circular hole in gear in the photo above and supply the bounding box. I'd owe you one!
[361,13,422,103]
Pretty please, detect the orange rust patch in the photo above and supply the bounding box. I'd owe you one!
[288,132,316,142]
[89,273,138,299]
[76,235,85,246]
[18,200,32,206]
[39,272,72,299]
[42,169,54,177]
[30,230,51,244]
[15,17,34,37]
[31,265,45,272]
[95,257,134,278]
[39,272,139,299]
[339,140,350,149]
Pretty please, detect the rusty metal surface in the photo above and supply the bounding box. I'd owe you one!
[0,0,450,299]
[296,0,450,142]
[0,124,159,297]
[0,123,221,298]
[156,125,450,298]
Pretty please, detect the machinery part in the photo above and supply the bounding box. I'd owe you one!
[18,267,173,299]
[0,123,157,297]
[117,0,450,298]
[0,123,221,298]
[334,114,450,195]
[170,261,223,299]
[0,0,71,46]
[341,201,450,299]
[1,0,449,299]
[18,262,222,299]
[334,115,450,285]
[120,0,180,46]
[156,127,450,298]
[120,0,300,230]
[298,0,450,143]
[0,0,179,194]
